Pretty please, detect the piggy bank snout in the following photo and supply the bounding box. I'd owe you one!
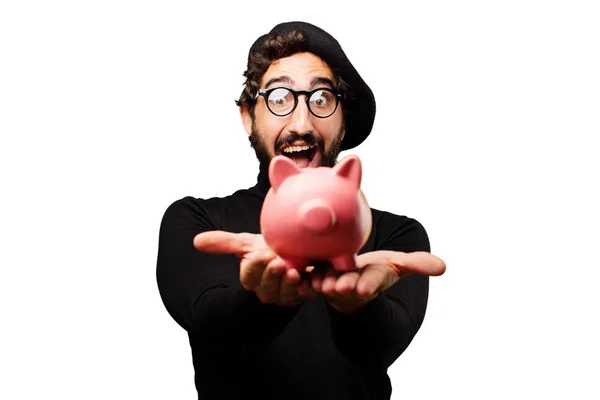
[299,199,336,235]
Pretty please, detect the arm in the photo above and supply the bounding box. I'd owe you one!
[325,213,438,371]
[156,197,302,349]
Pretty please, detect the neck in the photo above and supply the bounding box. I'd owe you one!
[256,162,271,193]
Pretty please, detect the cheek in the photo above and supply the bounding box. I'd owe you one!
[259,113,286,142]
[315,116,344,141]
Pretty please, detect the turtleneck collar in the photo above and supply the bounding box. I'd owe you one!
[256,161,271,195]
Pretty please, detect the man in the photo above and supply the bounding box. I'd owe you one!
[156,21,446,400]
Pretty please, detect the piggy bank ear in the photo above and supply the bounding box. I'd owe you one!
[269,155,300,191]
[334,155,362,190]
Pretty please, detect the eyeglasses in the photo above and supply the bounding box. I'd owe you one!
[255,86,343,118]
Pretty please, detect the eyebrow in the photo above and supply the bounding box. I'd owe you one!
[264,76,294,88]
[310,77,335,89]
[263,75,336,90]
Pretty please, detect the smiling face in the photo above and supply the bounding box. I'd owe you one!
[241,52,346,168]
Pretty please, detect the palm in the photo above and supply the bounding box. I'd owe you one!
[194,231,445,311]
[194,230,315,304]
[312,251,446,313]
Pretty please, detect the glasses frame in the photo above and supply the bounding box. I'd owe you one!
[254,86,343,118]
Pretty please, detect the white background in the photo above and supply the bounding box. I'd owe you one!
[1,1,599,399]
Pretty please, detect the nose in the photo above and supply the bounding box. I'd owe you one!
[286,97,313,135]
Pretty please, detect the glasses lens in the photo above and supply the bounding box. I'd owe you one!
[267,88,295,115]
[309,89,337,117]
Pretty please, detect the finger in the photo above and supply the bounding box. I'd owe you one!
[240,249,278,291]
[355,264,396,298]
[297,278,313,297]
[296,272,319,301]
[310,268,326,292]
[284,268,302,286]
[279,268,302,304]
[266,256,287,277]
[255,257,286,303]
[193,231,255,256]
[296,266,318,297]
[334,271,361,295]
[321,268,340,295]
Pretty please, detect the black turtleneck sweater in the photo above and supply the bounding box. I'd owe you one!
[156,163,432,400]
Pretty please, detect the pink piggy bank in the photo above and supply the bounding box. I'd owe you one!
[260,154,372,273]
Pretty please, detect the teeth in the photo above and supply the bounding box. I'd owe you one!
[282,145,314,153]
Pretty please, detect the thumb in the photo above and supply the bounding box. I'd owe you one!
[387,251,447,277]
[193,231,254,256]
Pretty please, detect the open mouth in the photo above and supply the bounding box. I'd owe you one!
[280,144,318,168]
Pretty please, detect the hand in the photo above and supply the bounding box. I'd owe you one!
[193,231,317,307]
[311,251,446,314]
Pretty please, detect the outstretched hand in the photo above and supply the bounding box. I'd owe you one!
[193,231,446,313]
[311,251,446,314]
[193,231,317,306]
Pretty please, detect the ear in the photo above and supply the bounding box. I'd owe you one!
[269,156,300,191]
[240,106,253,135]
[334,155,362,190]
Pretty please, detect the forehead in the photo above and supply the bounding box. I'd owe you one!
[261,52,335,88]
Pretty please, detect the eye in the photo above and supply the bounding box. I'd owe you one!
[310,90,334,108]
[268,88,292,107]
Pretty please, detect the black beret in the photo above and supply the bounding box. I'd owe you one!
[247,21,376,151]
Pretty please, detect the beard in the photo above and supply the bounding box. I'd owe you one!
[248,123,345,169]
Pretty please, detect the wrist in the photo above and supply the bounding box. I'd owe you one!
[326,292,388,319]
[325,293,376,314]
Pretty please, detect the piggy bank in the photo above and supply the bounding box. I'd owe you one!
[260,154,372,273]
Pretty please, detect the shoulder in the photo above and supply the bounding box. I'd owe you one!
[164,195,225,214]
[370,207,431,253]
[160,184,262,231]
[160,195,227,232]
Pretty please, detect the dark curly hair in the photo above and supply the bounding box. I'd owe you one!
[236,29,353,126]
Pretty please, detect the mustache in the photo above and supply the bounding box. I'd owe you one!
[275,133,323,151]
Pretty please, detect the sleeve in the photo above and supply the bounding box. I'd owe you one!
[326,211,432,372]
[156,197,302,349]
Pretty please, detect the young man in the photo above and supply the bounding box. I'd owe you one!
[157,21,446,400]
